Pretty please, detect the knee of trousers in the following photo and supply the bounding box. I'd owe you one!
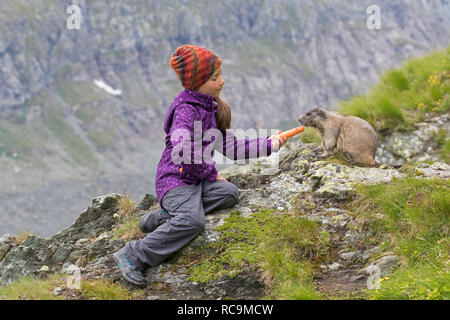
[218,181,239,199]
[228,184,240,204]
[177,215,205,233]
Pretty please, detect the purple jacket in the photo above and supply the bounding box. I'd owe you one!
[155,88,273,207]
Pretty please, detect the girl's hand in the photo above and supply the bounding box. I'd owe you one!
[269,131,288,151]
[216,173,228,182]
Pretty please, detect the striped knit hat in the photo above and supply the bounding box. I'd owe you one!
[169,44,222,90]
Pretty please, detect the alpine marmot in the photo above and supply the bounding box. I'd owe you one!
[298,108,378,167]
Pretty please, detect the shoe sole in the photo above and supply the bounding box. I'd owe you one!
[112,253,147,287]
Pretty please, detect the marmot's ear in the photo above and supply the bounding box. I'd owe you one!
[317,109,327,119]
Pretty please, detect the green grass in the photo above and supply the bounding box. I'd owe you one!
[339,46,450,134]
[0,274,66,300]
[184,209,329,299]
[0,273,144,300]
[431,129,450,163]
[80,278,144,300]
[349,177,450,300]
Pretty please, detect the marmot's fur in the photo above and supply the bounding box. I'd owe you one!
[298,108,378,167]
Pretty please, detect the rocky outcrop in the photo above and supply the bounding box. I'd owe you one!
[1,133,448,298]
[377,113,450,166]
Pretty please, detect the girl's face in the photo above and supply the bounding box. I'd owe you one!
[196,67,225,98]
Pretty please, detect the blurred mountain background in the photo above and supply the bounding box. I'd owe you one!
[0,0,449,237]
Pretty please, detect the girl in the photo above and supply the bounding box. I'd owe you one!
[113,44,288,286]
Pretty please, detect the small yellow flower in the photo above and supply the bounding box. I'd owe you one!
[414,250,419,255]
[384,277,390,280]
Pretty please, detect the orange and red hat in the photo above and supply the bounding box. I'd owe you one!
[169,44,222,90]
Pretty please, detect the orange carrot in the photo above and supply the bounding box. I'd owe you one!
[279,126,304,140]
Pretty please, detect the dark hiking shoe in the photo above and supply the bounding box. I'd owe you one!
[136,194,158,211]
[139,209,169,233]
[112,248,146,287]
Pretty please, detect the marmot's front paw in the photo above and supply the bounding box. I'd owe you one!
[319,151,332,158]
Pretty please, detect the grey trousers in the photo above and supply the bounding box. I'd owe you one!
[124,180,240,269]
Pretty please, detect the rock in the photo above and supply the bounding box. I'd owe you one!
[136,194,158,211]
[362,246,381,262]
[343,230,362,245]
[327,262,342,271]
[307,163,404,200]
[339,250,362,262]
[0,194,124,287]
[359,252,400,277]
[39,265,49,272]
[0,234,16,261]
[377,113,449,165]
[53,287,63,296]
[416,162,450,179]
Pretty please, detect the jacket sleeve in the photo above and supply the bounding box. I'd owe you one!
[216,129,272,160]
[169,104,217,181]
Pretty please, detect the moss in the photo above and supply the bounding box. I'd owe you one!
[184,208,328,299]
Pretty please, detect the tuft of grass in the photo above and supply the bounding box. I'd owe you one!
[112,196,144,241]
[80,278,145,300]
[112,215,145,241]
[349,177,449,300]
[13,231,34,245]
[431,129,450,163]
[117,196,139,219]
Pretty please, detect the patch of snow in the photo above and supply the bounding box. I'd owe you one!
[93,79,122,96]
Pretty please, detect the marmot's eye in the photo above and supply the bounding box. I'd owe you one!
[306,112,311,116]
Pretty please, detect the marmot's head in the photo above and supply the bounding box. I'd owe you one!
[298,108,327,127]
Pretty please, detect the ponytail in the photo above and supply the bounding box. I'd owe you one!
[214,96,231,132]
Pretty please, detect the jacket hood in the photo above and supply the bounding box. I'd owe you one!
[163,88,218,134]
